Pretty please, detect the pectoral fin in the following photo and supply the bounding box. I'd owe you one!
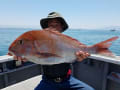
[35,52,61,58]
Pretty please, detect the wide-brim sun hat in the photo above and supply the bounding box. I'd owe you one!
[40,12,68,32]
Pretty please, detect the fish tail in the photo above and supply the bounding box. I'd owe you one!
[91,36,119,56]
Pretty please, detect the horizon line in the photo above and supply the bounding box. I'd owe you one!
[0,25,120,30]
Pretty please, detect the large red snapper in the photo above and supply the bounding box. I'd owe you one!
[8,29,118,65]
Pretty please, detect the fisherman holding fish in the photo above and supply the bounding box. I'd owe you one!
[8,11,118,90]
[34,12,94,90]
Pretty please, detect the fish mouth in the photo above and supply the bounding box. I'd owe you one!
[8,51,21,57]
[8,51,14,56]
[8,51,26,61]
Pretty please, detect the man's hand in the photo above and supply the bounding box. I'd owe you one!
[13,56,27,62]
[7,53,27,62]
[75,51,90,62]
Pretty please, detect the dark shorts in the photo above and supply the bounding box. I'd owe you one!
[34,75,95,90]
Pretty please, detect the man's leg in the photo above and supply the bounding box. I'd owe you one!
[34,79,58,90]
[69,76,95,90]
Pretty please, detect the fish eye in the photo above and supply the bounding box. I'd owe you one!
[19,40,23,45]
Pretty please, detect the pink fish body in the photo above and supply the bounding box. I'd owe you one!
[8,29,118,65]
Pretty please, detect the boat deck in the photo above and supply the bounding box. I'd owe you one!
[2,75,42,90]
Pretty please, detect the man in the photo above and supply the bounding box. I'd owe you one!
[35,12,94,90]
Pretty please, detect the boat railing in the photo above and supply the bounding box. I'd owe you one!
[0,54,120,65]
[0,55,120,90]
[0,55,41,89]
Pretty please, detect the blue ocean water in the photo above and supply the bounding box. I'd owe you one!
[0,28,120,56]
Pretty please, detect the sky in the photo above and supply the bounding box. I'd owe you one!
[0,0,120,29]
